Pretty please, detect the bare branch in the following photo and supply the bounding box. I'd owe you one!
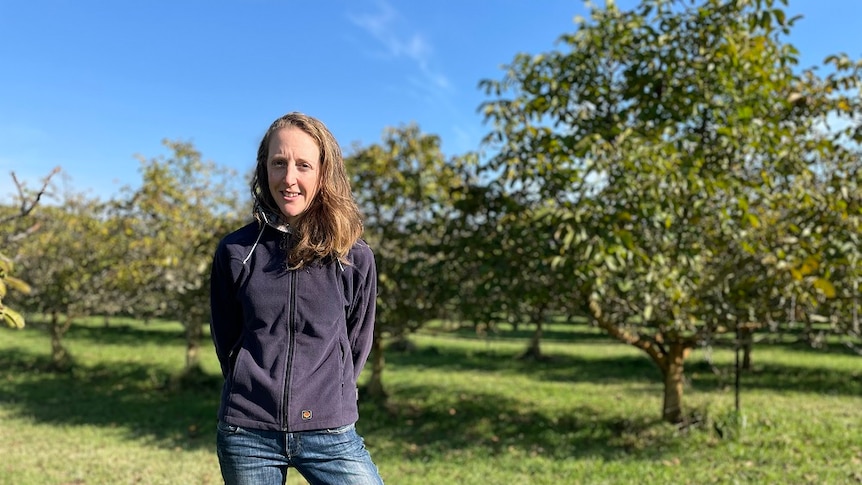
[1,167,60,225]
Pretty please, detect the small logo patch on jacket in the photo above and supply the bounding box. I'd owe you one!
[301,410,312,420]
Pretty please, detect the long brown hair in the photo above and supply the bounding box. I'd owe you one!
[250,112,363,268]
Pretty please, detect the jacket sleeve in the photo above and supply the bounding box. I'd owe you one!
[209,240,243,379]
[347,244,378,383]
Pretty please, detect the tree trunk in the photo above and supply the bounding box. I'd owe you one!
[519,320,544,360]
[661,342,688,424]
[185,318,203,371]
[853,278,859,334]
[589,304,694,424]
[740,327,753,371]
[365,325,387,401]
[49,311,72,371]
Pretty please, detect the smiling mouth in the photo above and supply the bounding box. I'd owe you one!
[282,191,301,198]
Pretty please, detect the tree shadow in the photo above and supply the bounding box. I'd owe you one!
[438,323,615,343]
[24,316,187,347]
[393,335,862,398]
[687,359,862,396]
[0,346,221,451]
[1,340,679,461]
[385,344,662,384]
[358,383,682,462]
[2,326,857,463]
[769,339,861,357]
[702,334,862,358]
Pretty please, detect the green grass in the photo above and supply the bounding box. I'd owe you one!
[1,318,860,484]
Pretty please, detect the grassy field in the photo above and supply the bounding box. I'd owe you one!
[1,317,860,485]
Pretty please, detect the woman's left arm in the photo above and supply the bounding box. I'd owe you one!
[346,244,378,382]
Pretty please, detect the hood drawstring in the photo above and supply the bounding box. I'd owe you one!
[244,202,345,271]
[242,224,266,265]
[243,203,293,265]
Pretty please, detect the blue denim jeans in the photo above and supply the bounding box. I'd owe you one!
[216,421,384,485]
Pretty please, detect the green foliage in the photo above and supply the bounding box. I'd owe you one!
[16,195,117,317]
[13,190,119,367]
[0,254,30,328]
[348,125,477,337]
[115,139,245,370]
[444,184,580,345]
[478,0,862,422]
[7,142,244,371]
[0,168,58,329]
[346,125,483,398]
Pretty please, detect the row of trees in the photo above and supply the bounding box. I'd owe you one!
[2,144,243,376]
[4,0,861,423]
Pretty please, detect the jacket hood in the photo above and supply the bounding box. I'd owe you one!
[243,203,293,265]
[254,202,292,234]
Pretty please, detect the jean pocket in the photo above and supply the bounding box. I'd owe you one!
[217,421,240,434]
[323,423,355,435]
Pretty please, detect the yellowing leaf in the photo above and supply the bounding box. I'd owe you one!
[4,276,31,295]
[644,304,653,321]
[799,257,819,276]
[812,278,836,298]
[746,213,760,228]
[2,307,26,329]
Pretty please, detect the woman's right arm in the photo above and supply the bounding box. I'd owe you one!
[209,242,243,378]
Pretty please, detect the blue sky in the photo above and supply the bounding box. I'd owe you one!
[1,0,860,202]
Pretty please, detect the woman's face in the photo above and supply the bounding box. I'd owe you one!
[267,127,321,224]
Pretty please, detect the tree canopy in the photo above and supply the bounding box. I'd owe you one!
[478,0,862,422]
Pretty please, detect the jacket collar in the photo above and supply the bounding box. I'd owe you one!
[255,203,293,234]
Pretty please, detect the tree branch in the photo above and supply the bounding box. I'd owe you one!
[1,167,60,225]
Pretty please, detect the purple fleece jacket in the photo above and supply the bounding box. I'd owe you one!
[209,220,377,432]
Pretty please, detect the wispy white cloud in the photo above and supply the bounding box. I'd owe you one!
[348,0,451,92]
[345,0,487,156]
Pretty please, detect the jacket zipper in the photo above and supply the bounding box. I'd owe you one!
[282,270,297,431]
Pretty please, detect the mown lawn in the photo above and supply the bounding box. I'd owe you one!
[1,317,860,484]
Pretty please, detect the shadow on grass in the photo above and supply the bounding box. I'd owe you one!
[697,334,862,358]
[1,341,678,461]
[769,338,862,357]
[0,345,221,451]
[2,331,858,462]
[687,359,862,396]
[25,317,188,347]
[358,383,681,462]
[385,344,662,385]
[437,323,614,344]
[396,336,862,397]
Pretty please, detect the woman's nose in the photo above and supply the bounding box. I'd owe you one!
[284,163,298,186]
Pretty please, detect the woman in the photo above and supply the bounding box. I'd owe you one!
[209,112,383,484]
